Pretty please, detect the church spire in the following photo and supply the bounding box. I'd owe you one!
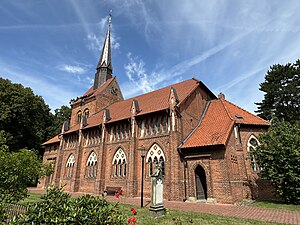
[94,12,113,90]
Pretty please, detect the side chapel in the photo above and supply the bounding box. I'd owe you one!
[39,16,272,204]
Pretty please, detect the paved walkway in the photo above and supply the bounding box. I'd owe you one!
[28,188,300,225]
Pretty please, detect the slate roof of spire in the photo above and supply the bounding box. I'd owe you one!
[180,98,270,149]
[96,18,112,70]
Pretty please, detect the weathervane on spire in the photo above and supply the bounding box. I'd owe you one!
[108,10,112,26]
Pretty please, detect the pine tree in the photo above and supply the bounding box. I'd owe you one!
[256,60,300,123]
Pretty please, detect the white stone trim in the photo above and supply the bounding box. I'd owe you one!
[112,148,127,164]
[146,143,165,161]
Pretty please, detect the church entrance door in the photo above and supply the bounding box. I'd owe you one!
[195,165,207,200]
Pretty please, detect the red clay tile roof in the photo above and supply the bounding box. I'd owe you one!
[42,135,60,145]
[64,78,203,134]
[221,99,270,126]
[107,78,201,123]
[181,98,270,149]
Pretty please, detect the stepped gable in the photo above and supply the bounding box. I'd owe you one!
[181,98,270,149]
[73,77,114,104]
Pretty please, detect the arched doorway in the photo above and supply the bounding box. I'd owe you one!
[195,165,207,200]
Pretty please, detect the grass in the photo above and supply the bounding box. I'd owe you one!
[19,192,44,205]
[253,200,300,212]
[20,193,287,225]
[119,204,283,225]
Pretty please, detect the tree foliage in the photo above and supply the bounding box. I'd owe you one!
[0,147,42,203]
[254,119,300,204]
[256,60,300,123]
[0,78,53,151]
[11,187,125,224]
[48,105,71,137]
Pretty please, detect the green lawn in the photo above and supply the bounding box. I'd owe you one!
[19,192,44,205]
[119,204,283,225]
[20,193,290,225]
[253,200,300,212]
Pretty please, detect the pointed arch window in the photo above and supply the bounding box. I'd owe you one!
[77,111,82,123]
[247,135,260,172]
[112,148,127,177]
[83,108,89,118]
[65,154,75,178]
[146,143,166,177]
[86,152,97,178]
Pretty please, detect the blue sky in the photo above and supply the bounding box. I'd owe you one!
[1,0,300,113]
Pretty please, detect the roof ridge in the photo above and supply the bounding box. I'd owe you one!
[126,78,196,101]
[223,98,270,124]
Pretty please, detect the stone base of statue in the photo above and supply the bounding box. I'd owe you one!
[149,163,165,218]
[149,204,165,218]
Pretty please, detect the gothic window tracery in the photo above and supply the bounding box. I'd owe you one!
[146,143,165,177]
[65,154,75,178]
[86,151,97,178]
[112,148,127,177]
[247,135,260,172]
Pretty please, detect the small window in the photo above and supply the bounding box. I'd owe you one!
[84,108,89,118]
[77,111,82,123]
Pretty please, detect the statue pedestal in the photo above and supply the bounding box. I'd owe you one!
[149,166,165,218]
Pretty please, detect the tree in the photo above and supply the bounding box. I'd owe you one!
[256,60,300,123]
[254,119,300,204]
[0,147,42,203]
[48,105,71,137]
[0,78,53,151]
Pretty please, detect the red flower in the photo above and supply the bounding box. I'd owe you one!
[132,209,137,215]
[130,208,135,211]
[115,193,119,198]
[131,217,137,223]
[127,218,132,223]
[118,189,123,195]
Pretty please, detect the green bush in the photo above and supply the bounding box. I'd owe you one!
[11,187,125,224]
[0,203,7,224]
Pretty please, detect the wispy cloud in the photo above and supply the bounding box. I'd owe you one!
[57,64,86,74]
[124,52,154,94]
[86,18,120,53]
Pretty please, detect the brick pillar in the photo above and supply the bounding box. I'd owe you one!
[127,116,138,197]
[73,130,83,192]
[54,135,65,187]
[98,123,107,194]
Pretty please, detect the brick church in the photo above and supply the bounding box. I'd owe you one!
[39,17,271,204]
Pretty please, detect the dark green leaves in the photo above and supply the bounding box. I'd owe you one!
[254,120,300,204]
[256,60,300,123]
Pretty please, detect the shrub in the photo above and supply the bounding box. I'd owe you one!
[0,203,7,224]
[11,187,125,224]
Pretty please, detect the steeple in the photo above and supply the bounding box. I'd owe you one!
[94,13,113,90]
